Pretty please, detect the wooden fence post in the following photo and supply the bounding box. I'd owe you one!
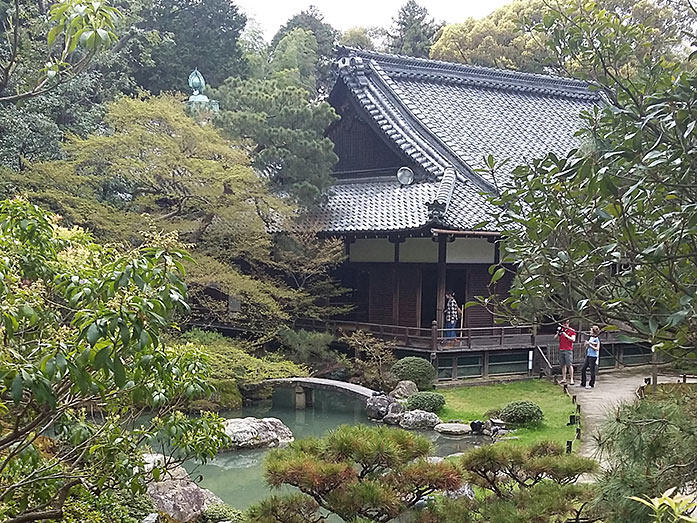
[431,320,438,352]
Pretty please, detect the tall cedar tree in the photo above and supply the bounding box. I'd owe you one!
[387,0,441,58]
[212,29,339,206]
[270,5,338,94]
[128,0,248,93]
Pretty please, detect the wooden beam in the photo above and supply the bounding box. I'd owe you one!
[436,237,447,329]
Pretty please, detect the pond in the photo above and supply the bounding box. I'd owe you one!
[182,387,487,510]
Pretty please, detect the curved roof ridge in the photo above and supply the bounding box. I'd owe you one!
[336,46,597,100]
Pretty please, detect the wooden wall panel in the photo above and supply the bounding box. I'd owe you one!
[328,96,404,174]
[369,266,395,325]
[466,265,493,328]
[398,266,420,327]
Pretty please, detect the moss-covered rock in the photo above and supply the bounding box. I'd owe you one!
[211,379,243,409]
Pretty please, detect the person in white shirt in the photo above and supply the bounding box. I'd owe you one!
[580,325,601,389]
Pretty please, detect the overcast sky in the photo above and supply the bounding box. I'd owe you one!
[235,0,511,40]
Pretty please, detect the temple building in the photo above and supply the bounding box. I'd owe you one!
[293,48,654,378]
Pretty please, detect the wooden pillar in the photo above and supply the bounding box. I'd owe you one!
[436,237,447,329]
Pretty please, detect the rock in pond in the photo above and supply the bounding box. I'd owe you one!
[434,423,471,436]
[147,479,222,522]
[223,417,294,449]
[142,453,189,481]
[399,410,442,430]
[382,411,403,425]
[366,393,401,420]
[389,380,419,400]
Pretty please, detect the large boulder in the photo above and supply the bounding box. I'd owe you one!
[147,479,222,522]
[399,410,442,430]
[223,417,293,450]
[434,423,471,436]
[389,380,419,400]
[366,393,401,420]
[142,453,189,481]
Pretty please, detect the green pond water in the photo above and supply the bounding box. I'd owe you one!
[182,387,487,510]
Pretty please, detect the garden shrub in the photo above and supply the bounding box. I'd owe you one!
[500,401,544,425]
[484,408,502,420]
[202,503,246,522]
[391,357,436,390]
[406,391,446,412]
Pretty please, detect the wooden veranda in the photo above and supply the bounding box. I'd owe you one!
[296,318,649,381]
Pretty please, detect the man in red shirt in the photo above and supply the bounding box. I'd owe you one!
[556,320,577,385]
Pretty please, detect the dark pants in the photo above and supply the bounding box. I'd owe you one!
[581,356,598,387]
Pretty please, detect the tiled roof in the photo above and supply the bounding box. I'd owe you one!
[312,48,599,234]
[303,175,500,234]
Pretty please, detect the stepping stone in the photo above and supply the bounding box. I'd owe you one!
[434,423,471,435]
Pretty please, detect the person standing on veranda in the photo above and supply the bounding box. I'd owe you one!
[555,320,577,385]
[444,290,460,341]
[580,325,601,389]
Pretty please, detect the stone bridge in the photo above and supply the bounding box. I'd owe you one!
[267,377,376,409]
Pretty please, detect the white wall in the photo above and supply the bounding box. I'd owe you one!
[348,237,495,264]
[400,238,438,263]
[349,238,394,262]
[446,238,495,264]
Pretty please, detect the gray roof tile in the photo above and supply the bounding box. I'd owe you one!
[310,48,599,234]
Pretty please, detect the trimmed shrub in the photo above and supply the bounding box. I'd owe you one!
[406,391,446,413]
[202,503,246,522]
[500,401,544,425]
[483,408,502,420]
[391,357,436,390]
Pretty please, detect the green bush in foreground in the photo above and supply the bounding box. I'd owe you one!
[500,401,544,425]
[391,356,436,390]
[202,503,246,522]
[406,391,446,412]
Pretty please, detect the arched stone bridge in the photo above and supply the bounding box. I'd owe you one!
[267,377,376,408]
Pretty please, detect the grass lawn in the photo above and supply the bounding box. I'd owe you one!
[438,380,577,447]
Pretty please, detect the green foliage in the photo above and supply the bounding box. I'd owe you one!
[482,0,697,355]
[630,488,697,523]
[276,328,339,370]
[270,6,338,94]
[202,503,246,523]
[431,0,692,74]
[129,0,247,93]
[406,391,445,413]
[387,0,441,58]
[343,330,397,391]
[500,400,544,425]
[252,425,461,523]
[414,442,597,523]
[4,94,342,334]
[177,328,307,388]
[0,198,229,523]
[391,357,435,390]
[212,74,338,205]
[595,391,697,522]
[0,0,121,103]
[430,0,549,71]
[339,27,378,50]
